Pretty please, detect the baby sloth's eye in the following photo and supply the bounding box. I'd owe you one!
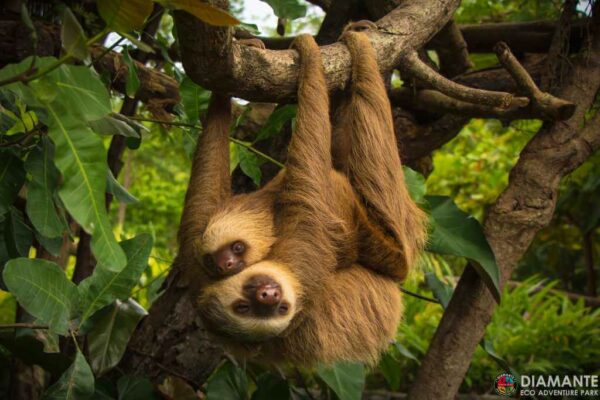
[232,241,246,254]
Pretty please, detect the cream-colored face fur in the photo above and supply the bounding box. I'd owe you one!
[200,261,301,340]
[201,207,275,265]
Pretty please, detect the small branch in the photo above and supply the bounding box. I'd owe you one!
[128,116,284,168]
[0,323,49,330]
[401,50,529,109]
[494,41,576,120]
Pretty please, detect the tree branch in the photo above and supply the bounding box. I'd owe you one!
[174,0,461,102]
[409,13,600,398]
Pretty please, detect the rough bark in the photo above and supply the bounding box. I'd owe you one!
[174,0,460,102]
[408,16,600,400]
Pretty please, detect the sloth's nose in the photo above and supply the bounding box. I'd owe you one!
[255,284,282,306]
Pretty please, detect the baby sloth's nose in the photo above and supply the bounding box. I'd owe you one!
[256,284,281,305]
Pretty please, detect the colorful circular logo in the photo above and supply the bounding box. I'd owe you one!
[494,373,517,396]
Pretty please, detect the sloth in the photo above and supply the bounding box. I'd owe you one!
[175,24,427,366]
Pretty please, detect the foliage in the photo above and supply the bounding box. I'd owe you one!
[0,0,597,398]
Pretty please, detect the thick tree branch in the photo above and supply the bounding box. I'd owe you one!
[401,50,529,108]
[174,0,460,102]
[409,14,600,399]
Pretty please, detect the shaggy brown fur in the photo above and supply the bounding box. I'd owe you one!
[177,28,427,366]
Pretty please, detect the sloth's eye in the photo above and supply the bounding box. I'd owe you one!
[233,300,250,314]
[232,241,246,254]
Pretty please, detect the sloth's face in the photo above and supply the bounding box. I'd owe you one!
[199,206,276,278]
[198,261,300,341]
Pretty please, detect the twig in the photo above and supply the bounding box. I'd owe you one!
[494,41,576,120]
[401,50,530,109]
[128,116,285,168]
[400,287,440,304]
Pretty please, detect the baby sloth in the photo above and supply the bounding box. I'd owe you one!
[176,24,426,366]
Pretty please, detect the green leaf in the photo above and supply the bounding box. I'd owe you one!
[98,0,154,32]
[25,138,65,238]
[317,362,365,400]
[122,47,140,98]
[237,145,262,186]
[45,107,126,271]
[206,361,249,400]
[378,353,401,391]
[252,373,290,400]
[39,62,112,122]
[106,170,138,205]
[89,115,141,138]
[43,350,94,400]
[393,341,420,363]
[117,376,159,400]
[254,105,296,142]
[88,299,147,376]
[3,258,78,334]
[61,7,90,62]
[78,234,153,326]
[4,207,32,258]
[179,76,210,123]
[259,0,307,19]
[426,195,501,301]
[403,166,426,204]
[0,152,26,217]
[35,231,64,257]
[162,0,240,26]
[424,272,453,308]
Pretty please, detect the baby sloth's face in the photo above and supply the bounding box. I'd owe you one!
[198,261,301,342]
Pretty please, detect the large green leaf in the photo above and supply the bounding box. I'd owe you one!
[237,144,262,186]
[98,0,154,32]
[179,76,210,124]
[403,166,426,204]
[61,7,89,62]
[206,361,249,400]
[4,207,33,258]
[254,104,297,142]
[44,350,94,400]
[0,152,26,217]
[45,107,126,271]
[259,0,307,19]
[88,115,140,138]
[25,138,64,238]
[252,373,290,400]
[3,258,78,334]
[106,170,138,205]
[78,234,153,325]
[163,0,240,26]
[117,376,159,400]
[424,272,454,308]
[426,195,501,301]
[87,299,147,376]
[317,362,365,400]
[46,64,112,121]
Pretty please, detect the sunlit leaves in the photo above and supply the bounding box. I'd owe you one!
[78,234,153,326]
[3,258,77,334]
[160,0,240,26]
[426,195,501,301]
[238,145,262,186]
[317,362,365,400]
[46,108,126,271]
[87,299,147,376]
[206,361,248,400]
[98,0,154,32]
[61,8,90,62]
[259,0,307,20]
[44,350,95,400]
